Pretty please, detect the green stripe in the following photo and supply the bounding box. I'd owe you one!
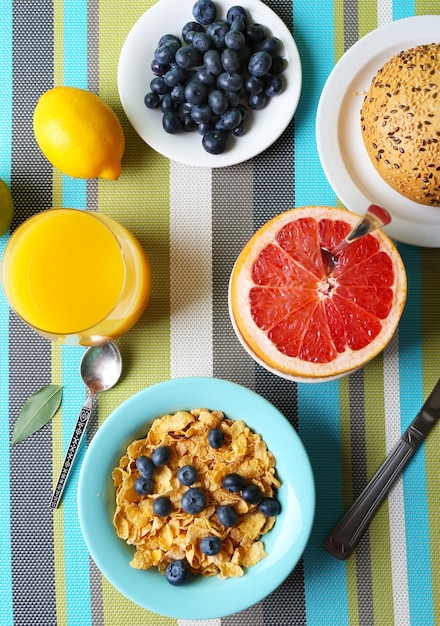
[358,2,377,38]
[97,1,173,623]
[420,249,440,624]
[364,357,394,626]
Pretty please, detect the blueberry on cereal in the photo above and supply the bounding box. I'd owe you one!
[165,559,190,586]
[153,496,172,517]
[241,483,262,504]
[222,472,245,492]
[151,445,171,467]
[177,464,198,486]
[216,504,238,527]
[208,427,224,448]
[136,455,155,478]
[200,535,222,556]
[181,487,207,514]
[134,476,154,496]
[258,497,281,517]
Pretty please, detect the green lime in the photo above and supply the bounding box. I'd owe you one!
[0,178,14,236]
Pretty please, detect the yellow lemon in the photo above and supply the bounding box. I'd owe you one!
[33,86,125,180]
[0,178,14,236]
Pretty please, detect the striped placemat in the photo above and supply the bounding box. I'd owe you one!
[0,1,439,625]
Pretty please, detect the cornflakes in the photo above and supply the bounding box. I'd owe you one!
[112,409,281,580]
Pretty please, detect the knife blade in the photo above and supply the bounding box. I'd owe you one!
[324,376,440,560]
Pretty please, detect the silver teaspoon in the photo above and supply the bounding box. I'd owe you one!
[321,204,391,272]
[323,376,440,560]
[51,340,122,509]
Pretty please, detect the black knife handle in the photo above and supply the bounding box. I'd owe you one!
[323,437,415,560]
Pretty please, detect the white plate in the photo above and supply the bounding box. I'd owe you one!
[118,0,302,168]
[316,16,440,247]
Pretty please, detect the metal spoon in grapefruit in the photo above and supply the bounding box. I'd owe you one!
[229,206,407,382]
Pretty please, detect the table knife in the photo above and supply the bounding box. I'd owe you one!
[324,376,440,560]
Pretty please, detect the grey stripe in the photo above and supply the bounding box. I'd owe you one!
[349,369,374,626]
[344,0,358,51]
[212,162,256,390]
[10,2,57,625]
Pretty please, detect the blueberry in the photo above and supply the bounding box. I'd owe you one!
[191,32,213,54]
[153,496,172,517]
[150,76,171,95]
[202,128,229,155]
[217,71,243,92]
[233,120,247,137]
[245,74,264,94]
[241,483,262,504]
[207,89,227,115]
[206,20,229,49]
[204,49,223,75]
[181,487,207,514]
[191,104,213,124]
[257,36,281,54]
[184,81,208,105]
[208,427,224,448]
[248,92,267,110]
[170,84,186,104]
[144,92,160,109]
[177,464,198,486]
[222,472,245,492]
[151,445,172,466]
[230,18,246,32]
[219,108,242,130]
[221,48,241,72]
[196,66,217,87]
[136,455,155,477]
[270,55,287,74]
[154,40,180,65]
[134,476,154,496]
[158,33,181,47]
[164,66,187,87]
[192,0,217,25]
[258,497,281,516]
[197,119,215,135]
[264,74,284,97]
[175,46,202,69]
[160,93,178,113]
[216,504,238,527]
[226,5,248,25]
[182,21,204,44]
[165,559,190,586]
[151,59,168,76]
[245,23,266,44]
[224,30,246,51]
[200,535,222,556]
[248,50,272,77]
[182,113,198,132]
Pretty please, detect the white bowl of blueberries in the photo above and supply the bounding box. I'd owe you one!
[118,0,302,167]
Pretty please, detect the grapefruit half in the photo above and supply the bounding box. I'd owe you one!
[229,206,407,382]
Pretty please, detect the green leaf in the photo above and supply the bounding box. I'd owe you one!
[11,384,63,446]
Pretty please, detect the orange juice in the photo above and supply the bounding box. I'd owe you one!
[1,209,151,345]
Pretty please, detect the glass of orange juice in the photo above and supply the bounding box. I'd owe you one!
[1,208,151,345]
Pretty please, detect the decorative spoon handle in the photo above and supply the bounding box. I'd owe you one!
[324,376,440,560]
[51,393,93,509]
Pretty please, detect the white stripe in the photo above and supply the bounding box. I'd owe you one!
[383,331,410,626]
[170,162,213,378]
[377,0,393,27]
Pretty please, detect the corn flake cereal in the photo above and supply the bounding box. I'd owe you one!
[112,409,281,580]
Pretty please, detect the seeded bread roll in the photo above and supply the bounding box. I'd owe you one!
[360,43,440,206]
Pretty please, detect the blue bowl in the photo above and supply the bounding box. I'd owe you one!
[78,377,315,620]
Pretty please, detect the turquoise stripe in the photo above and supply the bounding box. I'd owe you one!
[397,244,434,626]
[292,1,336,207]
[0,1,13,624]
[61,2,92,624]
[298,381,348,625]
[393,0,415,20]
[293,0,348,622]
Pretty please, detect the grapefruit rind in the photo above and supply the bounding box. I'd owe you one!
[229,206,407,381]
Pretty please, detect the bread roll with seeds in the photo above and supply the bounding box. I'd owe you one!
[360,43,440,207]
